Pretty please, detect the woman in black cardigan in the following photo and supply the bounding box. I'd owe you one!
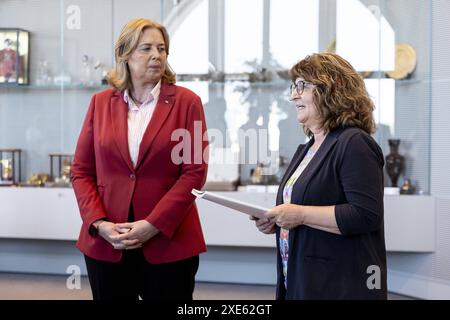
[254,53,387,299]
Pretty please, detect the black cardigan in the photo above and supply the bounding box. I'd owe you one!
[275,127,387,300]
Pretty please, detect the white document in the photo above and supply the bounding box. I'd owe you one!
[191,189,268,219]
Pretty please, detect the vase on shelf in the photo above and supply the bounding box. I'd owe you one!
[400,178,416,195]
[385,139,405,188]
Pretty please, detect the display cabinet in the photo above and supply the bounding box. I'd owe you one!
[0,28,29,85]
[0,187,435,252]
[48,153,73,186]
[0,148,21,185]
[0,0,432,194]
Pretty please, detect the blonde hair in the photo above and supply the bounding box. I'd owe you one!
[289,53,376,137]
[107,18,176,91]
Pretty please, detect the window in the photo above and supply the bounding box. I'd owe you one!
[224,0,263,73]
[336,0,395,71]
[169,0,209,74]
[270,0,319,68]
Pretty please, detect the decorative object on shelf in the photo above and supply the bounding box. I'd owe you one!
[177,55,290,84]
[176,70,277,83]
[207,61,225,82]
[250,163,264,184]
[400,178,416,195]
[53,74,72,86]
[0,28,29,85]
[27,173,50,187]
[49,153,73,187]
[385,43,417,80]
[0,159,13,184]
[80,54,94,86]
[36,60,53,85]
[0,149,22,185]
[385,139,405,189]
[249,162,279,186]
[93,60,108,85]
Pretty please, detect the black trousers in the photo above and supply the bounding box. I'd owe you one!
[84,250,199,300]
[84,204,199,300]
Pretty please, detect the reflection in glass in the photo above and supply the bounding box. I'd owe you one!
[225,0,263,73]
[204,84,230,148]
[0,0,431,193]
[169,0,209,74]
[336,0,395,72]
[270,0,319,68]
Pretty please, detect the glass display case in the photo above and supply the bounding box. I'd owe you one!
[48,153,73,187]
[0,28,29,85]
[0,0,432,194]
[0,148,22,185]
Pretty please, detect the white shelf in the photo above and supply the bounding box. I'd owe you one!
[0,188,81,240]
[384,195,435,252]
[0,188,435,252]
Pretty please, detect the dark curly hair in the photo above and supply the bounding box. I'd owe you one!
[289,53,376,137]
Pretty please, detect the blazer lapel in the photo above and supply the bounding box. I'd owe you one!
[135,83,176,170]
[290,131,339,203]
[110,91,134,172]
[286,128,342,251]
[276,139,313,205]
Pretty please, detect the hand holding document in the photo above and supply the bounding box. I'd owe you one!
[191,189,269,220]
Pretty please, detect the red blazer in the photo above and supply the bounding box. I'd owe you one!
[71,83,208,264]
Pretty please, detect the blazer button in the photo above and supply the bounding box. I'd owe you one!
[129,173,136,180]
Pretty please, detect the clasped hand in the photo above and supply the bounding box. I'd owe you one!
[98,220,159,250]
[250,203,304,233]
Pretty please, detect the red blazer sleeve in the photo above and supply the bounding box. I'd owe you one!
[71,94,108,228]
[145,95,208,238]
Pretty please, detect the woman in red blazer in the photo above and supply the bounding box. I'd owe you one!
[71,18,208,300]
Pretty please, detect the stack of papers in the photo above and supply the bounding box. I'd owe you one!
[191,189,268,220]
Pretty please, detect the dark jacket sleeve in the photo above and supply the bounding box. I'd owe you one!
[335,132,384,235]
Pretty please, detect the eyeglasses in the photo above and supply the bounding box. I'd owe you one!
[290,80,314,96]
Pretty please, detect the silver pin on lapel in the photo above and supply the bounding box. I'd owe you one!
[165,100,169,104]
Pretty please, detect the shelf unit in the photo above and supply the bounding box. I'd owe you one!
[0,188,435,252]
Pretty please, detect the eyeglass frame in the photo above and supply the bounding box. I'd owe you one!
[290,80,315,96]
